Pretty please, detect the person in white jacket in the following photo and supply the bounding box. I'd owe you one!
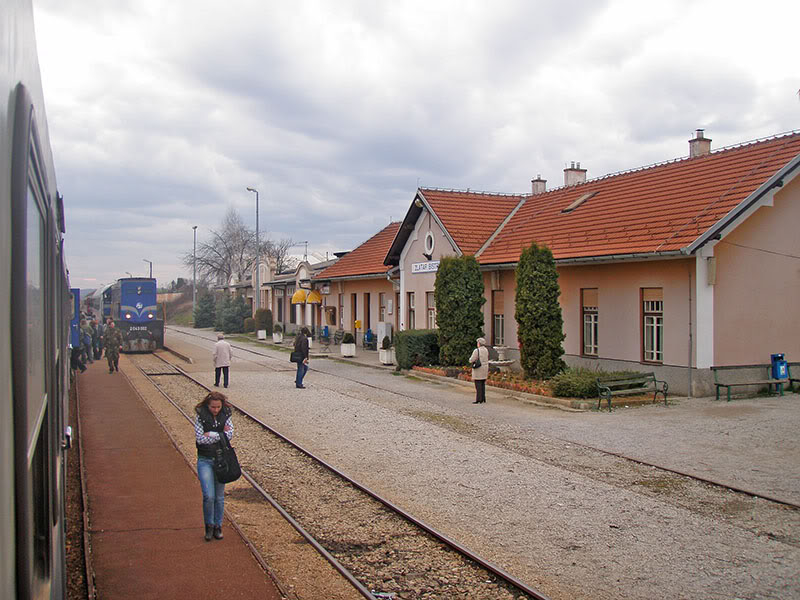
[213,333,233,388]
[468,337,490,404]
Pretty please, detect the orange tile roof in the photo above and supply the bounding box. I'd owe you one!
[478,132,800,264]
[316,222,401,279]
[419,189,523,255]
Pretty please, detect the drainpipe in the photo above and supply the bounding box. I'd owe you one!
[688,263,693,398]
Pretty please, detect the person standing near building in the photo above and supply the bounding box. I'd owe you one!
[213,333,232,388]
[469,337,490,404]
[194,391,234,541]
[293,327,310,388]
[104,321,124,373]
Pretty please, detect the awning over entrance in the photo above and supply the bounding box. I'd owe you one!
[306,289,322,304]
[291,289,307,304]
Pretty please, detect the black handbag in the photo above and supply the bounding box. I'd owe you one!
[290,350,303,363]
[213,430,241,484]
[471,352,482,369]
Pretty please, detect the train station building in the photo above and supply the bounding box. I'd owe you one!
[243,130,800,396]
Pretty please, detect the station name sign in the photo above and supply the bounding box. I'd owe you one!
[411,261,440,274]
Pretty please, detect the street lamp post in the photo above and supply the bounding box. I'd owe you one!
[192,225,198,320]
[125,271,133,278]
[246,187,260,312]
[143,259,153,278]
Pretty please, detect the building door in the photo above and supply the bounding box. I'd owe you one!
[363,293,371,332]
[350,293,357,332]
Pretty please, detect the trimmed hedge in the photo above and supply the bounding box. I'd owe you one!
[395,329,440,369]
[254,308,272,334]
[243,317,255,333]
[550,367,644,398]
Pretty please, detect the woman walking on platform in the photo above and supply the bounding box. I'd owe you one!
[194,391,234,541]
[293,326,310,388]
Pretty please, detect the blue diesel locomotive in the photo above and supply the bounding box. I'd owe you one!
[110,277,164,351]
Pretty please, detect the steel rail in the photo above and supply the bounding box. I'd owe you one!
[150,351,552,600]
[168,327,800,511]
[134,354,378,600]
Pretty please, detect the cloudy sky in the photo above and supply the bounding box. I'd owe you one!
[33,0,799,289]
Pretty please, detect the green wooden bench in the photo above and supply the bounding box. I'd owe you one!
[596,372,668,412]
[711,365,789,401]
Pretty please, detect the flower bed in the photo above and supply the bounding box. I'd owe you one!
[411,365,552,396]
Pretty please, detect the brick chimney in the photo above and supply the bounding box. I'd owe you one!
[689,129,711,158]
[531,174,547,194]
[564,161,587,187]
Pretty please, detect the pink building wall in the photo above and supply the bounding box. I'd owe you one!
[713,177,800,365]
[491,260,695,368]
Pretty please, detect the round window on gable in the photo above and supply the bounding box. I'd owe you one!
[424,231,435,256]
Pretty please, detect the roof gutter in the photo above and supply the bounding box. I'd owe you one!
[314,272,392,283]
[687,152,800,255]
[479,250,686,270]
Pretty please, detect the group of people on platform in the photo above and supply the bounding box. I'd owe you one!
[70,317,124,375]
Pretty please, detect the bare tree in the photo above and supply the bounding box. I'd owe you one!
[265,238,298,273]
[183,208,297,284]
[183,207,256,286]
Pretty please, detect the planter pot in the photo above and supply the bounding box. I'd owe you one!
[272,333,283,343]
[379,348,393,365]
[341,343,356,357]
[257,330,267,340]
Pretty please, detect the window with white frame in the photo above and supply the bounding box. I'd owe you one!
[426,291,436,329]
[338,293,344,328]
[408,292,415,330]
[379,292,386,322]
[582,288,598,356]
[642,288,663,362]
[492,290,505,346]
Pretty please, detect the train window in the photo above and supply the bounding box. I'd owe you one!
[32,413,52,578]
[26,182,47,450]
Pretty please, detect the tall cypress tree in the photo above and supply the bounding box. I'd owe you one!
[434,255,486,366]
[194,293,216,328]
[514,242,566,379]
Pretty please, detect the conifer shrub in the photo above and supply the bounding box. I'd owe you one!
[342,332,355,344]
[194,293,216,328]
[434,255,486,366]
[515,242,566,379]
[215,294,231,331]
[243,317,255,333]
[395,329,440,369]
[254,308,273,334]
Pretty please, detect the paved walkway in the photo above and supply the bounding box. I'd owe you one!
[77,357,280,600]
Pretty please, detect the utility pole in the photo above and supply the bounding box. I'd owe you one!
[246,187,260,313]
[192,225,198,321]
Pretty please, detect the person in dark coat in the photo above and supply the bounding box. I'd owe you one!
[468,337,490,404]
[194,391,234,541]
[293,327,310,388]
[70,346,87,374]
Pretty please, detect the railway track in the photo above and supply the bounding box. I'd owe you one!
[166,327,800,512]
[132,351,552,600]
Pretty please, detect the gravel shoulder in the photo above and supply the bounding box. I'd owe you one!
[164,327,800,600]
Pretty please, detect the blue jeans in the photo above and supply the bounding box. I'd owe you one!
[295,361,308,387]
[197,457,225,526]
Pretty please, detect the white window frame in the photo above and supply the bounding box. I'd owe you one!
[643,299,664,362]
[426,291,436,329]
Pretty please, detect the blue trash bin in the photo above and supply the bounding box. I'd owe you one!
[322,326,329,338]
[770,353,788,379]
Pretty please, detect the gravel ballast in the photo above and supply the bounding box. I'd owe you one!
[160,327,800,600]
